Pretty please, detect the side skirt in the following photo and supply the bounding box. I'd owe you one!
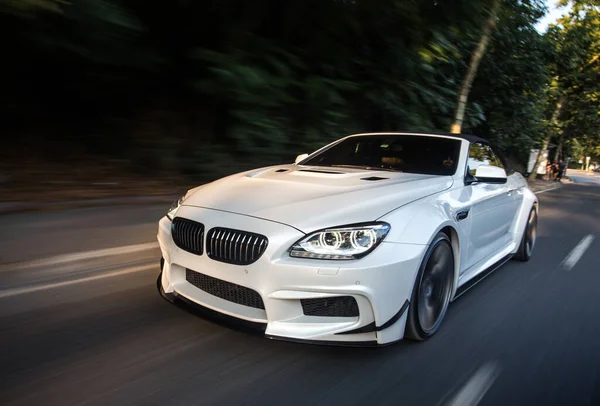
[453,254,512,300]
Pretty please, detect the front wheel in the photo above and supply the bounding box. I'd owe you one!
[514,207,537,261]
[405,232,454,341]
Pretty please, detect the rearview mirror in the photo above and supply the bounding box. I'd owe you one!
[295,153,309,164]
[474,165,507,184]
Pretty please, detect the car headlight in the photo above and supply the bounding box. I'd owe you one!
[289,222,390,260]
[166,195,185,221]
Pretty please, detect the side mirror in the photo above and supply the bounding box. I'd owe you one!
[474,165,508,184]
[295,153,309,164]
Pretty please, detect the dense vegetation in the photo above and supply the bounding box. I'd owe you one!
[547,0,600,170]
[1,0,598,182]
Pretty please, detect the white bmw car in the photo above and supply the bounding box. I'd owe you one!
[157,132,538,346]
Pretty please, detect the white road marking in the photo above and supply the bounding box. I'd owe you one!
[445,361,500,406]
[0,263,155,299]
[0,242,159,271]
[534,186,562,195]
[561,235,595,271]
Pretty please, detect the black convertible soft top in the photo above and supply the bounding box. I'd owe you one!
[399,131,490,145]
[353,131,490,145]
[451,133,490,145]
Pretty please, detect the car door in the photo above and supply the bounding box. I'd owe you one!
[464,143,514,270]
[496,152,525,226]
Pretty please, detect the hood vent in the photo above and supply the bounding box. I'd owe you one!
[361,176,389,181]
[298,169,343,174]
[246,168,272,178]
[275,169,288,173]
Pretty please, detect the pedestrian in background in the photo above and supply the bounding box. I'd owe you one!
[556,160,566,181]
[546,161,554,181]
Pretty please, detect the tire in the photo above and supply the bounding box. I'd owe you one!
[514,207,537,262]
[405,232,454,341]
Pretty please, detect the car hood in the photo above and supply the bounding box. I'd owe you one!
[183,165,453,232]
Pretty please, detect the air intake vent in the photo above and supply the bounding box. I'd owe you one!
[301,297,359,317]
[361,176,389,181]
[206,227,268,265]
[298,169,343,174]
[172,218,204,255]
[275,169,288,173]
[186,269,265,309]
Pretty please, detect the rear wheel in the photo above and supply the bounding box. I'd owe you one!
[514,207,537,261]
[405,232,454,341]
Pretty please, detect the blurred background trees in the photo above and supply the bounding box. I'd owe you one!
[549,0,600,167]
[0,0,598,184]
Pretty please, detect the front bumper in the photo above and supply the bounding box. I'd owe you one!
[157,206,426,345]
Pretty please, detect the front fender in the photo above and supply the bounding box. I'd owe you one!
[510,187,539,253]
[378,192,466,299]
[378,194,459,246]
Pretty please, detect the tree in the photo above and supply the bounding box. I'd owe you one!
[468,0,551,165]
[0,0,583,182]
[451,0,501,134]
[528,0,600,179]
[528,94,564,180]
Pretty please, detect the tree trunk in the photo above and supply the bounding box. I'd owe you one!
[450,0,501,134]
[555,132,564,161]
[528,95,565,181]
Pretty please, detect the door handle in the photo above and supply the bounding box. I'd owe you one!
[456,210,470,222]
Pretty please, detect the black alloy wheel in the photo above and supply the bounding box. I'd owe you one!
[515,207,537,261]
[405,232,454,341]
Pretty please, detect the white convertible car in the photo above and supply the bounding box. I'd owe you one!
[157,132,538,346]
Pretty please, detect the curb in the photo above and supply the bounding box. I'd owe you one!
[0,195,179,216]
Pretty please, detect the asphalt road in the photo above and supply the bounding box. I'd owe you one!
[1,182,599,406]
[568,169,600,185]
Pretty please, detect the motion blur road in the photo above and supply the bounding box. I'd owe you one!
[1,181,599,406]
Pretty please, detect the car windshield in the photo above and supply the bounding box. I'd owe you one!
[300,135,461,176]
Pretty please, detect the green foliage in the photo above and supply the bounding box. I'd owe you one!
[1,0,597,178]
[0,0,64,18]
[547,0,600,161]
[465,0,551,162]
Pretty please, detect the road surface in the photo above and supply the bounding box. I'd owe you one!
[1,183,599,406]
[568,169,600,186]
